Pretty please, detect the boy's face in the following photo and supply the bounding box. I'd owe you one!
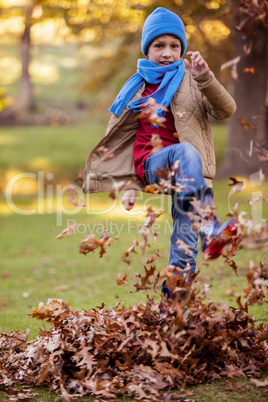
[147,34,181,66]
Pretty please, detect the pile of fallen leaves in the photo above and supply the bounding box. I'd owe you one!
[0,261,267,401]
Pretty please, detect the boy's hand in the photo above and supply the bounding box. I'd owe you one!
[184,51,209,78]
[121,189,137,210]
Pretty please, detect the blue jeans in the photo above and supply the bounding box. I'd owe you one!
[144,143,212,275]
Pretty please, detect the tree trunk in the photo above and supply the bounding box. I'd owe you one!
[217,21,268,178]
[16,3,34,114]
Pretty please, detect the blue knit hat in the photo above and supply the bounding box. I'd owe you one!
[141,7,187,57]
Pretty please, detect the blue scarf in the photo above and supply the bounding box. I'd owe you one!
[109,58,185,117]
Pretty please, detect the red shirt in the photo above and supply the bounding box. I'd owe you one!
[133,83,179,184]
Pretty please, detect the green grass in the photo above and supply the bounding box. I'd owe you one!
[0,121,105,184]
[188,375,268,401]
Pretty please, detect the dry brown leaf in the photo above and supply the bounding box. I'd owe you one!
[251,141,268,162]
[79,232,113,258]
[176,239,195,255]
[220,56,241,71]
[239,117,257,132]
[251,377,268,387]
[65,184,86,207]
[173,131,182,141]
[220,56,241,79]
[136,97,167,128]
[117,274,128,286]
[96,146,114,159]
[108,190,117,200]
[75,168,84,183]
[243,67,255,74]
[122,239,139,266]
[127,383,147,399]
[243,39,253,55]
[150,134,163,154]
[176,111,187,119]
[144,183,162,194]
[133,265,157,292]
[56,223,82,239]
[139,205,164,254]
[27,299,73,323]
[228,177,244,193]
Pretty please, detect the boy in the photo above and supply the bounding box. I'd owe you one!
[83,8,238,293]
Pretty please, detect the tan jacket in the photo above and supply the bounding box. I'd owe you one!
[83,70,236,194]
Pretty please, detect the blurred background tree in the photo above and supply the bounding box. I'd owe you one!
[218,0,268,176]
[0,0,149,114]
[0,0,80,113]
[0,0,235,114]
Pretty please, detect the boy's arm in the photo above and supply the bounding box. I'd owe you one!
[194,70,237,120]
[185,51,237,120]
